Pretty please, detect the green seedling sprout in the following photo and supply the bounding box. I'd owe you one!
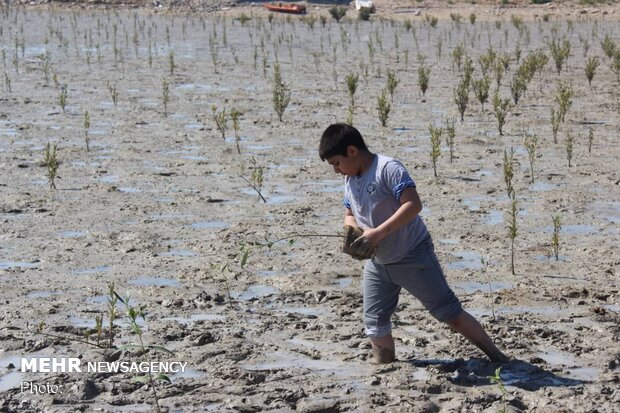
[488,367,509,413]
[444,117,456,163]
[272,63,291,122]
[429,124,442,178]
[452,44,465,73]
[565,131,574,168]
[418,65,430,98]
[601,34,616,60]
[588,127,594,153]
[386,69,399,102]
[168,50,175,75]
[462,57,474,89]
[585,56,599,88]
[377,89,391,127]
[551,215,561,261]
[84,110,91,152]
[44,142,59,190]
[480,256,495,321]
[524,133,538,184]
[329,6,347,23]
[58,85,68,114]
[503,148,515,198]
[230,108,241,154]
[548,36,570,74]
[493,91,511,136]
[454,78,469,122]
[106,281,118,349]
[469,13,476,24]
[162,78,170,117]
[555,81,573,122]
[107,81,119,106]
[506,190,518,276]
[472,75,490,111]
[239,157,267,203]
[550,107,561,144]
[116,292,174,413]
[211,105,227,140]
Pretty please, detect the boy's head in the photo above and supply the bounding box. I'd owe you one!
[319,123,369,161]
[319,123,371,177]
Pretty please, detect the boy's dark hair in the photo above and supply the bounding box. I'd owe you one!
[319,123,369,161]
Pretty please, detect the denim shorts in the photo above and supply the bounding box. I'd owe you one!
[363,236,463,338]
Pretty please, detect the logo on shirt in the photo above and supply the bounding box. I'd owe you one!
[366,182,378,196]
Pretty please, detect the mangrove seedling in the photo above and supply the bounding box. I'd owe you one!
[84,110,91,152]
[240,157,267,203]
[429,124,442,178]
[588,127,593,153]
[548,36,571,74]
[565,131,574,167]
[377,89,391,127]
[386,69,399,102]
[555,81,573,122]
[345,72,358,107]
[107,81,119,106]
[44,142,59,190]
[444,117,456,163]
[551,215,561,261]
[472,75,490,111]
[488,367,508,413]
[550,107,561,144]
[168,50,175,75]
[454,78,469,122]
[59,85,68,114]
[272,63,291,122]
[585,56,599,87]
[162,78,170,117]
[418,65,430,98]
[211,105,227,140]
[503,148,515,198]
[493,91,511,136]
[506,191,518,276]
[230,108,241,154]
[524,133,538,184]
[452,44,464,73]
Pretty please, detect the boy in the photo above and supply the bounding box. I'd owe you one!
[319,123,508,364]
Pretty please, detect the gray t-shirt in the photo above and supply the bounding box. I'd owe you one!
[343,154,429,264]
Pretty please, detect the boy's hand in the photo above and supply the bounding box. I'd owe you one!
[343,225,375,260]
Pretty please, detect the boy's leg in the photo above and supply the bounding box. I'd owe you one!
[446,311,509,363]
[364,260,400,364]
[370,334,395,364]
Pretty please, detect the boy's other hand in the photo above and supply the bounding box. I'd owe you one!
[343,225,374,260]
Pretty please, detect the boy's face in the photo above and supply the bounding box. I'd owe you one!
[326,146,360,177]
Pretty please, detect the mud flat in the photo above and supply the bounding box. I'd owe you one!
[0,2,619,412]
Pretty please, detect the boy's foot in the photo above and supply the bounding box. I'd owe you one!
[372,345,395,364]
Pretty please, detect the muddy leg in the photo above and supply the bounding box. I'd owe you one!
[447,311,509,363]
[370,334,396,363]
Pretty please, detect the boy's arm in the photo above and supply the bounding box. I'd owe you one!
[361,186,422,246]
[344,208,357,228]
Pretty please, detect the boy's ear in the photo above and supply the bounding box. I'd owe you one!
[346,145,358,157]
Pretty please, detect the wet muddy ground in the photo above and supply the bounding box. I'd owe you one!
[0,4,619,412]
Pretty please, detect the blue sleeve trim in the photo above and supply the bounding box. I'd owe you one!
[393,178,415,200]
[343,198,351,209]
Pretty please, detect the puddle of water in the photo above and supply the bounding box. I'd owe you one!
[160,249,198,257]
[171,368,207,382]
[189,221,229,229]
[245,144,273,151]
[0,128,17,137]
[26,290,59,299]
[118,187,141,193]
[411,368,430,381]
[181,155,208,161]
[530,181,560,192]
[100,175,118,183]
[316,179,343,193]
[127,277,180,287]
[266,195,298,205]
[164,314,225,325]
[534,254,569,262]
[475,169,494,177]
[462,195,487,212]
[156,198,175,204]
[566,367,599,381]
[271,306,327,317]
[484,210,503,225]
[337,278,353,288]
[0,355,26,392]
[59,231,87,238]
[70,316,145,329]
[72,266,111,275]
[603,304,620,312]
[454,281,513,294]
[590,201,620,223]
[439,239,459,245]
[184,123,203,130]
[0,261,39,270]
[86,295,108,305]
[539,224,597,235]
[232,285,277,301]
[538,350,577,366]
[446,251,483,270]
